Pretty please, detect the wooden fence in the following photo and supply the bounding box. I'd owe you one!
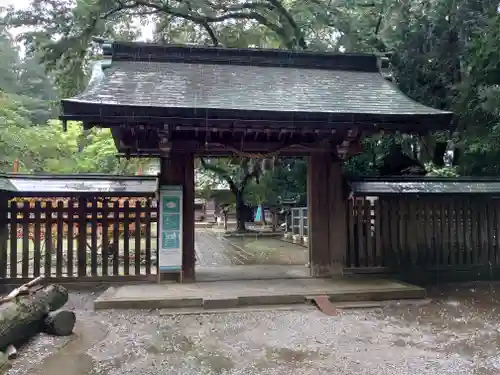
[1,196,158,283]
[347,196,500,276]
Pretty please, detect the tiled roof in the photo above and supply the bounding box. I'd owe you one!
[67,60,449,116]
[61,42,452,127]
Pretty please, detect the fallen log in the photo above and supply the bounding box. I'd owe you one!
[0,284,68,351]
[42,310,75,337]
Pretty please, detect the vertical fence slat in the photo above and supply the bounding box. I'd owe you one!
[102,200,109,276]
[0,200,7,279]
[112,201,120,276]
[135,201,141,275]
[21,201,30,278]
[346,199,354,267]
[430,200,438,265]
[55,201,64,277]
[123,201,130,276]
[363,200,372,266]
[9,202,18,279]
[463,199,471,265]
[388,199,398,267]
[77,198,87,277]
[495,200,500,265]
[442,200,450,266]
[354,199,364,267]
[90,199,98,276]
[436,201,445,265]
[145,199,152,275]
[407,199,418,266]
[373,199,382,267]
[447,199,454,266]
[487,200,495,265]
[454,199,463,266]
[470,200,480,265]
[380,199,391,267]
[33,201,41,277]
[67,200,74,277]
[44,202,53,277]
[397,199,406,266]
[478,199,489,264]
[422,200,430,266]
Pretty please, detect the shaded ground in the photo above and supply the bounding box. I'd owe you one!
[7,282,500,375]
[195,231,308,266]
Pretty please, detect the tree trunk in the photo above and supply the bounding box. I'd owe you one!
[235,193,246,232]
[43,310,75,336]
[0,284,68,351]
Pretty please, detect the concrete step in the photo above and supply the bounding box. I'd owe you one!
[94,277,426,310]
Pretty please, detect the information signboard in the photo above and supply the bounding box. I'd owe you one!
[158,186,183,272]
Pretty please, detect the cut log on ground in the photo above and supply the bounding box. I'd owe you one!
[5,345,17,360]
[0,284,68,351]
[42,310,75,337]
[0,276,45,304]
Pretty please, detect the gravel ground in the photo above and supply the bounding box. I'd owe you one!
[6,283,500,375]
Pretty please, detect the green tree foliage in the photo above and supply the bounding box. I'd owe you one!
[199,157,267,231]
[0,27,57,124]
[245,158,307,206]
[0,115,148,174]
[0,21,148,176]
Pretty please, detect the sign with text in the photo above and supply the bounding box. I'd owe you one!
[158,186,183,272]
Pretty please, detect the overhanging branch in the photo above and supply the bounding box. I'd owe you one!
[101,0,301,49]
[199,158,238,194]
[266,0,307,49]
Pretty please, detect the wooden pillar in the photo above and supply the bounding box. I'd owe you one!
[307,153,347,277]
[160,153,195,281]
[329,161,347,264]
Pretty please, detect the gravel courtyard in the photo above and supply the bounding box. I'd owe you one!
[7,283,500,375]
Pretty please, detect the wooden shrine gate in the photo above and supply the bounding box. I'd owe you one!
[60,41,453,281]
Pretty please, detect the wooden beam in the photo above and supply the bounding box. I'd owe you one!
[118,138,347,156]
[69,115,446,133]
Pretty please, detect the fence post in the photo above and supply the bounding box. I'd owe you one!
[303,208,308,237]
[299,208,304,237]
[0,193,8,278]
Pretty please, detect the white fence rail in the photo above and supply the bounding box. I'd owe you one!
[290,207,308,237]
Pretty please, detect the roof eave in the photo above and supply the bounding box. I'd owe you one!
[60,100,453,130]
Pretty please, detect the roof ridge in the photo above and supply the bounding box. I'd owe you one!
[100,40,380,73]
